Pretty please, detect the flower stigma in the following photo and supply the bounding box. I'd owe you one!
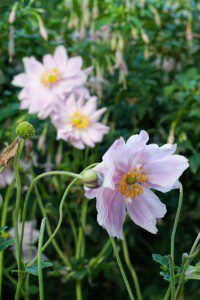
[71,111,89,129]
[118,166,148,198]
[40,68,61,86]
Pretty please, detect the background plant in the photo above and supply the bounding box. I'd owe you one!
[0,0,199,299]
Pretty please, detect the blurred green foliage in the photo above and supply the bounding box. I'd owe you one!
[0,0,200,299]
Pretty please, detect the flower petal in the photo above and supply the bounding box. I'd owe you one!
[139,187,166,218]
[126,197,158,234]
[145,154,189,191]
[96,188,126,239]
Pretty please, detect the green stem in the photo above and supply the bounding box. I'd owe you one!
[35,185,70,267]
[38,218,46,300]
[0,183,14,300]
[28,177,78,267]
[65,205,78,248]
[75,199,88,258]
[110,237,135,300]
[14,140,25,300]
[19,170,82,266]
[15,274,24,300]
[164,285,171,300]
[27,163,98,267]
[14,140,24,269]
[169,183,183,300]
[75,198,88,300]
[122,236,142,300]
[76,281,82,300]
[175,232,200,297]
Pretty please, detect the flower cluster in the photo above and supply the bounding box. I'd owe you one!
[12,46,109,149]
[85,130,189,238]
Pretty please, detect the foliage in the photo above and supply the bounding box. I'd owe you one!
[0,0,200,299]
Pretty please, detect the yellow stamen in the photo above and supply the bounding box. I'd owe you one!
[118,166,148,198]
[71,111,89,129]
[40,68,60,86]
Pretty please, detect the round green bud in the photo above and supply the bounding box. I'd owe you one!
[15,121,35,139]
[81,169,102,189]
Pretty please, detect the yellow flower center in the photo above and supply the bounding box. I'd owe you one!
[118,166,148,198]
[71,111,89,129]
[40,68,60,86]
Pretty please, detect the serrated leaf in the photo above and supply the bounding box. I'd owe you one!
[26,261,53,276]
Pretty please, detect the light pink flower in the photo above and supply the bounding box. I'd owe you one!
[51,94,109,149]
[85,130,189,238]
[9,221,39,262]
[12,46,91,119]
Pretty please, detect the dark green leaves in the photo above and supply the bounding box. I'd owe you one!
[25,261,53,276]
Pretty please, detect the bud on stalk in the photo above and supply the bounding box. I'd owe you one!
[81,170,102,189]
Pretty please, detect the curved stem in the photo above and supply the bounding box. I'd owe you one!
[28,177,78,267]
[0,183,14,300]
[110,237,135,300]
[35,185,70,267]
[169,183,183,300]
[27,162,98,267]
[122,236,142,300]
[38,218,46,300]
[19,170,81,265]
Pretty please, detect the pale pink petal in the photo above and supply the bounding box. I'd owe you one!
[89,107,107,123]
[139,188,166,218]
[96,188,126,239]
[126,198,158,234]
[145,155,189,190]
[64,57,83,78]
[23,57,43,75]
[12,74,27,87]
[42,54,55,68]
[53,45,68,70]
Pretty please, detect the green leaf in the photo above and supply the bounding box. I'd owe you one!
[152,254,169,267]
[0,237,14,251]
[26,261,53,276]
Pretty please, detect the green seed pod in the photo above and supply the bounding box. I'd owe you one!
[15,121,35,139]
[81,169,102,189]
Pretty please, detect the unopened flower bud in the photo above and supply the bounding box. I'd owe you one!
[16,121,35,140]
[81,170,102,189]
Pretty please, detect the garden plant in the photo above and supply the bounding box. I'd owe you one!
[0,1,200,299]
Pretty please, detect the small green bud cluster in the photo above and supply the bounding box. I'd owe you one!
[16,121,35,139]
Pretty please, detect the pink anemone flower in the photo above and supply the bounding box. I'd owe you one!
[12,46,91,119]
[51,94,109,149]
[85,130,189,238]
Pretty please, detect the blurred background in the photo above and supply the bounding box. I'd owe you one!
[0,0,200,299]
